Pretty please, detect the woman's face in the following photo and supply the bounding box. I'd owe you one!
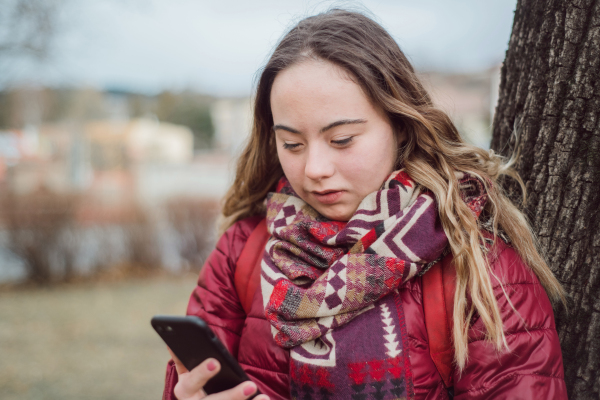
[270,59,399,221]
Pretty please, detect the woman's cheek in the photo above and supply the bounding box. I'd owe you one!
[341,152,376,186]
[280,157,306,193]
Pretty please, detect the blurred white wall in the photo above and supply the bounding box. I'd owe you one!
[210,98,253,155]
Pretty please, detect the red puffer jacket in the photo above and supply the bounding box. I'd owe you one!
[163,216,567,399]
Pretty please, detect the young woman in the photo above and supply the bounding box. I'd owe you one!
[163,9,567,400]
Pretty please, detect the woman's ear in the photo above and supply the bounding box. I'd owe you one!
[390,114,405,144]
[396,130,408,147]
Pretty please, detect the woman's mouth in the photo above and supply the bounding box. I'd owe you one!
[311,190,344,204]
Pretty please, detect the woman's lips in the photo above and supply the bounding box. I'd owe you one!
[312,190,344,204]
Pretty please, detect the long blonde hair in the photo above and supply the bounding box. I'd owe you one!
[220,9,565,370]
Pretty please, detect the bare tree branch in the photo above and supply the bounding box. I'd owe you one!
[0,0,62,60]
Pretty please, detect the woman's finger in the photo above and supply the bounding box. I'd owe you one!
[174,358,220,400]
[204,380,269,400]
[167,349,268,400]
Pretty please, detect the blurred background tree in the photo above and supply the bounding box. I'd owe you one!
[0,0,61,60]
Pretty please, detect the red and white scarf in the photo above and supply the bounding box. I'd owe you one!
[261,170,486,399]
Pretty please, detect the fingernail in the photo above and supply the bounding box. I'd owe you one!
[243,382,257,396]
[207,359,217,371]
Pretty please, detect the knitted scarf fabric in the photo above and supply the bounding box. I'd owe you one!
[261,170,487,400]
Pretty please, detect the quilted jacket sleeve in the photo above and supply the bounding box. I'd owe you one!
[162,216,262,400]
[453,243,568,399]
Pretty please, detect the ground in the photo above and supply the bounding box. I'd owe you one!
[0,274,198,399]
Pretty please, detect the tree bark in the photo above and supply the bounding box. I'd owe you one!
[491,0,600,398]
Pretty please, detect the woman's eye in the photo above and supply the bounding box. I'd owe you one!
[283,142,301,150]
[331,137,354,146]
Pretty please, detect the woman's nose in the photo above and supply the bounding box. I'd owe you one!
[304,143,335,181]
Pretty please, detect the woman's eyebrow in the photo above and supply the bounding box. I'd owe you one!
[273,124,301,134]
[320,119,367,133]
[273,119,367,134]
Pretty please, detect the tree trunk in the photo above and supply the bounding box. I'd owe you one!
[491,0,600,398]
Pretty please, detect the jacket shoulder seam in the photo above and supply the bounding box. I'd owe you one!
[493,281,541,288]
[492,281,542,290]
[468,326,555,343]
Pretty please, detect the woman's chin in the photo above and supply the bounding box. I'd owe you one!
[314,204,355,222]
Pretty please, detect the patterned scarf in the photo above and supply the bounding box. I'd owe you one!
[260,170,486,400]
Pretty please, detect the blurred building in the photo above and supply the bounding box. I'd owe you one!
[210,97,253,155]
[0,124,76,194]
[86,117,193,167]
[0,118,195,222]
[0,129,25,184]
[82,118,194,222]
[420,66,501,149]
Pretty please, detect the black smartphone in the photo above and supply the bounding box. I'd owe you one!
[151,315,257,397]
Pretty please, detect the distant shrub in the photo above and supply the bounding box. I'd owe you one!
[0,189,221,284]
[1,190,78,284]
[123,206,163,272]
[166,198,220,271]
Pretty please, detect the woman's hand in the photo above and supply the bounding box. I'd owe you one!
[168,348,269,400]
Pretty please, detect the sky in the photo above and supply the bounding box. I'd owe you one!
[6,0,518,96]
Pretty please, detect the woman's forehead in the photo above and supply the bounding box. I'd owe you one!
[270,60,375,127]
[272,59,356,94]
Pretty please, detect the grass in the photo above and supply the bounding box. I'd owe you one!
[0,274,199,400]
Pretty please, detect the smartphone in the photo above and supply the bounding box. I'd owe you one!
[151,315,258,397]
